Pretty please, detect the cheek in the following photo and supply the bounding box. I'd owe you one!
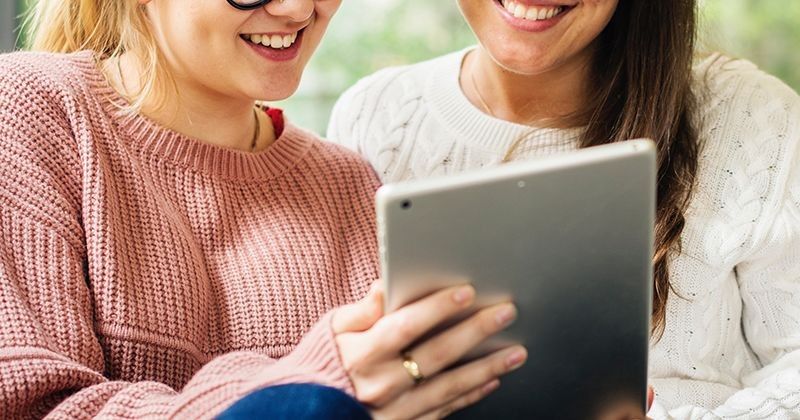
[301,0,342,55]
[316,0,343,20]
[158,2,244,58]
[559,0,618,43]
[584,0,619,27]
[457,0,491,31]
[161,6,249,78]
[310,0,342,40]
[152,6,263,100]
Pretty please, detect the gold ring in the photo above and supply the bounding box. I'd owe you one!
[402,352,425,385]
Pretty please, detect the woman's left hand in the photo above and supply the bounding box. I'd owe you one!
[332,282,525,419]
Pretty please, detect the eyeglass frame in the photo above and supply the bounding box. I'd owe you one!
[226,0,273,10]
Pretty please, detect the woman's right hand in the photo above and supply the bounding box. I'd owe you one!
[333,283,527,419]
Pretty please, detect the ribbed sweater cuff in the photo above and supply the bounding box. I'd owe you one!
[253,311,354,396]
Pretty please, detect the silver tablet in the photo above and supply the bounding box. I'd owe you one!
[376,139,656,420]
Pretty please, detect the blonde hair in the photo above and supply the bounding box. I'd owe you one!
[25,0,170,112]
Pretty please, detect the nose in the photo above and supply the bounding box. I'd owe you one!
[264,0,314,23]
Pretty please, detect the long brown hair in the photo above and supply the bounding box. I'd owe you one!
[506,0,700,338]
[587,0,699,338]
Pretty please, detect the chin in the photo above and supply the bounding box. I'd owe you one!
[254,77,302,102]
[486,42,556,75]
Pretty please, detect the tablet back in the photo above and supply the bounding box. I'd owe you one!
[376,139,656,420]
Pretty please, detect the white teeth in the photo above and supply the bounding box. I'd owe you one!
[269,35,281,48]
[501,1,565,21]
[538,8,548,19]
[243,31,300,50]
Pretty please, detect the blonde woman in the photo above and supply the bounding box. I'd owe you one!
[329,0,800,418]
[0,0,529,418]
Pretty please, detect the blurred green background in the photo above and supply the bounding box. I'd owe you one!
[13,0,800,135]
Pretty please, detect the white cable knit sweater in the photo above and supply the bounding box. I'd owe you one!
[327,48,800,419]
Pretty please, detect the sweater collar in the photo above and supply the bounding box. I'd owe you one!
[73,51,314,182]
[425,47,583,154]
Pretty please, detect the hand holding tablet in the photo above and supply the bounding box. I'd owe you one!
[333,283,527,419]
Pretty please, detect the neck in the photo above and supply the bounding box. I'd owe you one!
[462,47,592,127]
[104,53,275,152]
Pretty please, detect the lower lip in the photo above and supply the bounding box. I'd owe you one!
[494,1,572,32]
[242,31,303,62]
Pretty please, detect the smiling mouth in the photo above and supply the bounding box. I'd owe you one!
[497,0,573,21]
[240,28,304,50]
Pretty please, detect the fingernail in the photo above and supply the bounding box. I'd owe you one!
[482,379,500,395]
[505,349,527,370]
[495,304,517,327]
[452,286,475,305]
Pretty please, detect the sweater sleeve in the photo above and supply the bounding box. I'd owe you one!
[326,66,413,155]
[0,54,353,419]
[649,63,800,420]
[327,74,376,154]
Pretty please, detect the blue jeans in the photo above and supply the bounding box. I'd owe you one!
[217,383,371,420]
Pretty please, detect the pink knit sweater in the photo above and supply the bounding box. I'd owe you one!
[0,51,380,419]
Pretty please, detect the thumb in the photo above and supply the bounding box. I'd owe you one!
[333,281,384,334]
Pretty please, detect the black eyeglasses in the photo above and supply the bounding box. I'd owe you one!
[227,0,273,10]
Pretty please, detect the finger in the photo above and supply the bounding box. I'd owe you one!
[392,345,526,418]
[333,281,384,334]
[647,386,654,411]
[410,302,517,376]
[371,285,476,352]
